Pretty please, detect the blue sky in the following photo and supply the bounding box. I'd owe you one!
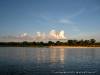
[0,0,100,42]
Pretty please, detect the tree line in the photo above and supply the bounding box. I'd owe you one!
[0,39,100,47]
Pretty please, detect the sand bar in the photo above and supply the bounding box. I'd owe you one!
[49,46,100,48]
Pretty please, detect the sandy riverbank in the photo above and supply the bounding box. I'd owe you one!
[49,46,100,48]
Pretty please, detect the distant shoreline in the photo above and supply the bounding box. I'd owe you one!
[49,46,100,48]
[0,46,100,48]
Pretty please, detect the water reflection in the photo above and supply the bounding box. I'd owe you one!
[33,48,65,65]
[60,49,65,64]
[50,49,57,63]
[0,48,100,75]
[37,49,41,63]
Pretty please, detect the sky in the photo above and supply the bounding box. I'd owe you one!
[0,0,100,42]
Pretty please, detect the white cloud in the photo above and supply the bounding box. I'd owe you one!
[37,32,47,39]
[49,30,67,39]
[2,30,67,41]
[16,33,28,39]
[2,31,100,42]
[37,32,41,37]
[36,30,67,40]
[21,33,27,37]
[60,19,74,24]
[41,33,47,39]
[49,30,59,39]
[59,30,67,39]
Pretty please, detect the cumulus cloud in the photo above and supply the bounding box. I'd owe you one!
[41,33,47,39]
[59,30,67,39]
[37,32,47,39]
[49,30,67,39]
[35,30,67,40]
[37,32,41,37]
[16,33,27,39]
[1,30,67,41]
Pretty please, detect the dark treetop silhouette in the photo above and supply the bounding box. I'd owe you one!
[0,39,100,47]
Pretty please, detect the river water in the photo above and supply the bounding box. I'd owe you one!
[0,47,100,75]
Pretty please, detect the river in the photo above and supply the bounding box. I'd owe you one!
[0,47,100,75]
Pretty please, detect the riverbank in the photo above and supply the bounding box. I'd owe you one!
[49,46,100,48]
[0,46,100,48]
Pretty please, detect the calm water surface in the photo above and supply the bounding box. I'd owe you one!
[0,47,100,75]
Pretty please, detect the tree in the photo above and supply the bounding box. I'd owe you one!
[79,39,84,46]
[84,40,90,46]
[39,41,44,46]
[68,40,73,46]
[72,40,78,46]
[90,38,96,44]
[48,41,53,46]
[32,41,36,46]
[56,41,61,46]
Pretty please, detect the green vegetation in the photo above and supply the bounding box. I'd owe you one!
[0,39,100,47]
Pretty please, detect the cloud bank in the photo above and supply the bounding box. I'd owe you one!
[2,30,67,41]
[2,33,28,40]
